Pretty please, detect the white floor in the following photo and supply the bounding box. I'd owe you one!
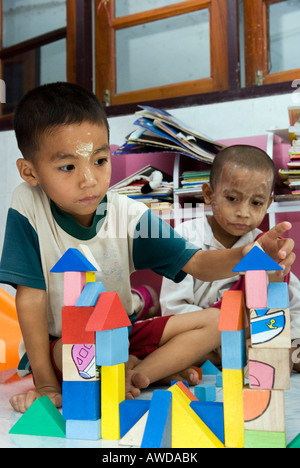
[1,369,299,448]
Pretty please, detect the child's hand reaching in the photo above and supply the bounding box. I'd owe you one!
[9,386,62,413]
[244,221,295,276]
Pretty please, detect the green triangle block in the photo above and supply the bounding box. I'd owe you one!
[288,433,300,448]
[9,396,66,438]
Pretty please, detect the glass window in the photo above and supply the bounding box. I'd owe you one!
[115,0,187,17]
[268,0,300,74]
[116,9,210,94]
[2,0,66,48]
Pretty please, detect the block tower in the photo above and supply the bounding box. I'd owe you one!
[50,246,131,441]
[219,245,291,448]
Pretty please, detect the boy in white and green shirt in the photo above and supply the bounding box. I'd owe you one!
[0,82,294,413]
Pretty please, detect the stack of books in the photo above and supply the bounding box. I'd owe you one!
[113,105,224,164]
[174,170,210,199]
[109,165,173,210]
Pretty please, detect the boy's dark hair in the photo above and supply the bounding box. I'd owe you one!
[14,82,110,160]
[210,145,276,193]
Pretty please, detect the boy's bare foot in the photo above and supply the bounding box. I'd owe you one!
[155,367,201,387]
[125,355,150,399]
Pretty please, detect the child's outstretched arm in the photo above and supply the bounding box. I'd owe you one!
[10,286,62,413]
[183,221,295,282]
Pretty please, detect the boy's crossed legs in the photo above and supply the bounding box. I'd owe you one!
[126,307,221,398]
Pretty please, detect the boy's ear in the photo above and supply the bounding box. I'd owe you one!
[202,182,214,205]
[16,158,39,186]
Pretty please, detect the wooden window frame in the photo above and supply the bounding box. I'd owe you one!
[94,0,229,107]
[244,0,300,87]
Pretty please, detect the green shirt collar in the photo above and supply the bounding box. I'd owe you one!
[50,195,108,241]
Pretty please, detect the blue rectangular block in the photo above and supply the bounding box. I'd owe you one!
[66,419,101,440]
[267,282,290,309]
[221,329,247,370]
[62,380,101,420]
[141,390,172,448]
[96,327,128,366]
[75,281,106,306]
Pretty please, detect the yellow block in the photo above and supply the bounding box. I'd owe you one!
[101,363,125,440]
[169,384,224,448]
[223,368,244,448]
[86,271,96,283]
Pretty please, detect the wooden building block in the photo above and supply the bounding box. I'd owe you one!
[62,344,99,381]
[221,329,247,370]
[9,396,66,438]
[245,270,268,309]
[218,290,246,331]
[66,419,101,440]
[75,281,106,307]
[243,387,285,432]
[86,272,96,283]
[222,368,244,448]
[250,308,291,349]
[190,401,224,444]
[62,380,101,421]
[63,271,86,306]
[194,384,216,402]
[267,282,290,309]
[141,390,172,448]
[119,411,148,447]
[119,400,151,438]
[244,430,286,448]
[50,248,97,272]
[78,244,101,271]
[173,381,198,401]
[62,306,95,344]
[95,327,129,366]
[201,360,220,375]
[216,372,223,387]
[248,347,290,390]
[287,432,300,448]
[169,383,224,448]
[101,363,125,440]
[86,292,131,332]
[232,245,283,273]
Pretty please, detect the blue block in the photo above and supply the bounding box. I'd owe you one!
[194,384,216,402]
[221,329,247,370]
[96,327,129,366]
[62,380,101,420]
[66,419,101,440]
[201,360,220,375]
[119,399,151,438]
[216,372,223,387]
[141,390,172,448]
[51,248,97,272]
[190,401,224,444]
[75,281,106,306]
[267,282,290,309]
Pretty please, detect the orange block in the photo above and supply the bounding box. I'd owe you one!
[243,388,271,422]
[218,290,246,331]
[0,288,22,371]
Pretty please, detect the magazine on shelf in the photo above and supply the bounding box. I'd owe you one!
[113,104,224,164]
[109,165,173,205]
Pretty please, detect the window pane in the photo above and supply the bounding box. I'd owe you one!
[269,0,300,74]
[116,10,210,94]
[2,39,66,115]
[2,0,66,47]
[115,0,188,17]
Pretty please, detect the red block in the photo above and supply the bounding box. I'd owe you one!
[62,306,95,344]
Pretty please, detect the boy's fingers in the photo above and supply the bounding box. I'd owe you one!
[266,221,292,240]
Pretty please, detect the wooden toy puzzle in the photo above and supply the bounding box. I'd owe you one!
[9,245,294,448]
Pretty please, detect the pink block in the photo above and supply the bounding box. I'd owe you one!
[245,270,268,309]
[249,360,275,389]
[64,271,86,306]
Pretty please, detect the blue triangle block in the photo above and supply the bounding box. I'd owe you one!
[50,248,97,273]
[119,399,151,438]
[190,401,224,444]
[76,282,106,306]
[232,246,283,272]
[201,360,220,375]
